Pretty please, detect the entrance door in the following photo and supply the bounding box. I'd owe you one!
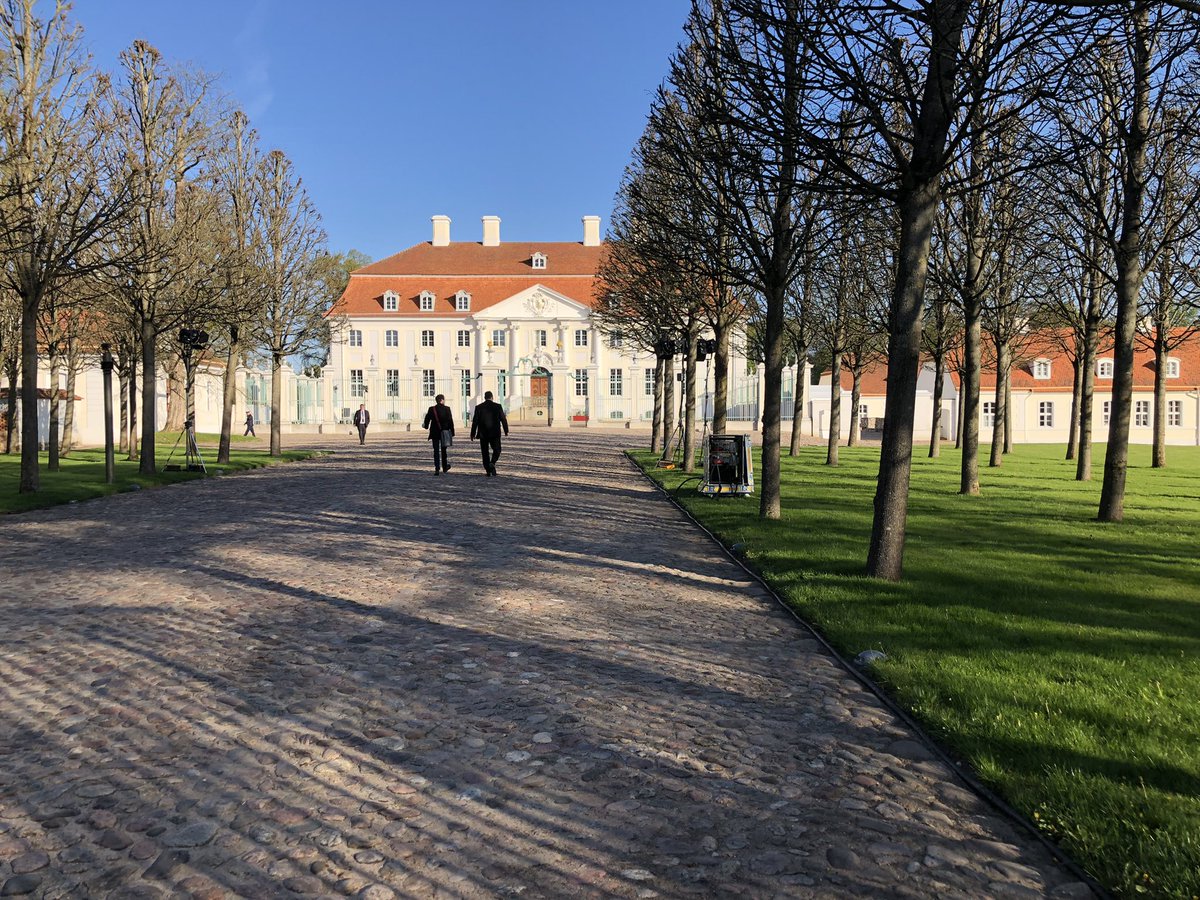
[529,369,551,426]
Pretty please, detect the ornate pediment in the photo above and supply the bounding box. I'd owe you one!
[478,284,590,321]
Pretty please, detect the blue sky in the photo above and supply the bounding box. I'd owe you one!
[75,1,690,263]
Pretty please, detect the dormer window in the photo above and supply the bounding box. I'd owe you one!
[531,252,547,270]
[418,290,435,312]
[382,290,399,312]
[1097,359,1113,379]
[1032,359,1051,380]
[1165,357,1180,378]
[454,291,471,312]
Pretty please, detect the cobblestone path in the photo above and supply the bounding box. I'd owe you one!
[0,433,1093,899]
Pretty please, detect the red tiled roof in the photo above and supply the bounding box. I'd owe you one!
[354,241,606,276]
[329,241,608,318]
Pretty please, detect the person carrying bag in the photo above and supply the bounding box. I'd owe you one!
[422,394,455,475]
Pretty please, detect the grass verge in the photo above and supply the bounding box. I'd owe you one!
[632,442,1200,899]
[0,443,323,515]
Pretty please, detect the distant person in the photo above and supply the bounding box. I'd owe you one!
[352,403,370,445]
[243,411,255,437]
[422,393,455,475]
[470,390,509,476]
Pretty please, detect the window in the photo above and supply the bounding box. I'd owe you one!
[1168,399,1182,427]
[1097,359,1113,379]
[645,368,655,396]
[574,368,588,397]
[609,368,623,396]
[574,329,588,347]
[535,329,547,348]
[349,329,363,348]
[1135,400,1150,427]
[531,252,547,270]
[859,404,869,428]
[422,369,436,396]
[385,329,398,348]
[497,372,506,398]
[455,291,471,312]
[386,369,399,397]
[491,329,506,348]
[1102,400,1111,426]
[609,331,624,349]
[461,369,472,397]
[983,401,996,428]
[1038,401,1054,427]
[383,291,398,312]
[350,369,364,398]
[1033,359,1051,380]
[1166,358,1180,378]
[457,329,471,347]
[421,330,434,348]
[419,291,435,311]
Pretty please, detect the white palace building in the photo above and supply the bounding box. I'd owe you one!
[323,215,761,430]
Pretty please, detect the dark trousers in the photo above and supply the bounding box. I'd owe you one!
[356,424,367,444]
[478,436,501,472]
[243,425,254,436]
[433,439,450,472]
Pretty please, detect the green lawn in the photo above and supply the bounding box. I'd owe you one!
[634,442,1200,899]
[0,442,322,515]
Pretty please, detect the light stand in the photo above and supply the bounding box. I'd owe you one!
[100,344,115,484]
[164,329,209,473]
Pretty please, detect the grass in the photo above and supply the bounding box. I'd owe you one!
[0,441,322,515]
[633,442,1200,899]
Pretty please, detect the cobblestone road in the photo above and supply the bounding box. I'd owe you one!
[0,432,1093,899]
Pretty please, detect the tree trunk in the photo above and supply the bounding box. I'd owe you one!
[61,340,78,455]
[827,350,842,465]
[848,368,862,448]
[19,289,41,493]
[1077,320,1098,481]
[759,284,786,520]
[651,357,664,453]
[218,327,239,464]
[165,355,186,432]
[139,318,157,474]
[119,367,130,453]
[1099,3,1150,523]
[712,323,730,436]
[270,351,283,457]
[661,355,676,462]
[127,350,139,461]
[866,0,968,581]
[683,336,698,472]
[1066,352,1082,461]
[1003,375,1013,454]
[990,339,1009,468]
[790,347,807,455]
[929,351,945,457]
[1152,335,1167,468]
[47,349,61,471]
[955,367,966,451]
[5,357,18,455]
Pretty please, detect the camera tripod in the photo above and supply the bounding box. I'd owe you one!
[163,415,207,473]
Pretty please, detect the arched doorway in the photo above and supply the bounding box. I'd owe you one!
[529,366,551,426]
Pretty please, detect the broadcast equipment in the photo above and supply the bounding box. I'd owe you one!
[163,328,211,473]
[699,434,754,496]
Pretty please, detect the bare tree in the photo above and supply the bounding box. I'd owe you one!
[0,0,130,492]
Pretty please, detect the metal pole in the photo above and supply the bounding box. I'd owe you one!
[101,344,115,484]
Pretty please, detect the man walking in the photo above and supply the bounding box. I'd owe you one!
[243,410,255,437]
[470,390,509,476]
[352,403,370,445]
[422,393,455,475]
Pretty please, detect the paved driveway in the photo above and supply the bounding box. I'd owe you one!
[0,432,1091,898]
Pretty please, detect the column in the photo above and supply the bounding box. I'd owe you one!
[508,322,520,406]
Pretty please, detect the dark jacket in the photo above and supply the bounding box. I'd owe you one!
[422,404,455,440]
[470,400,509,441]
[353,409,370,427]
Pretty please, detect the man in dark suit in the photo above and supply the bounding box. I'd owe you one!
[470,391,509,476]
[352,404,370,445]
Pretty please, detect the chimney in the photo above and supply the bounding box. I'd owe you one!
[431,215,451,247]
[481,215,501,247]
[582,215,601,247]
